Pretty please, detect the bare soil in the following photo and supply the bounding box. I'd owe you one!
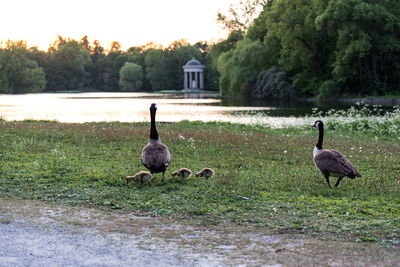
[1,197,399,266]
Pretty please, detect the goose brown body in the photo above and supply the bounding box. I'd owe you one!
[313,120,361,187]
[142,141,170,175]
[141,103,171,182]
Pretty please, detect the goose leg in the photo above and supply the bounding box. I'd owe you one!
[324,175,331,188]
[162,171,165,182]
[334,177,344,187]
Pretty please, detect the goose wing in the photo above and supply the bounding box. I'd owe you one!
[141,142,171,169]
[314,149,359,177]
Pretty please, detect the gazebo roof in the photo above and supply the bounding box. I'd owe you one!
[183,58,204,69]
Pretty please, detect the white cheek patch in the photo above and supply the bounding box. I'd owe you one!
[313,146,320,158]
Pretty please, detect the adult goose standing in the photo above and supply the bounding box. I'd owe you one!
[141,103,171,182]
[312,120,361,187]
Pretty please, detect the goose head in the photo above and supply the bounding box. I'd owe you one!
[312,120,323,128]
[312,120,325,155]
[150,103,157,112]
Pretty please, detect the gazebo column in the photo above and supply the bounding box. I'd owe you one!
[188,72,191,89]
[195,71,198,89]
[200,72,204,89]
[184,71,188,89]
[189,72,193,89]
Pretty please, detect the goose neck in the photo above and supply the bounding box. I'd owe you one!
[150,109,159,140]
[316,123,324,149]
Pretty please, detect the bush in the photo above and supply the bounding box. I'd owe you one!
[317,80,341,100]
[119,62,143,91]
[308,104,400,140]
[251,66,296,99]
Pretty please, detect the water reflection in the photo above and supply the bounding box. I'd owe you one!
[0,92,396,128]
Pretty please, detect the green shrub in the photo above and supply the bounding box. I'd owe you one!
[317,80,341,100]
[251,66,296,98]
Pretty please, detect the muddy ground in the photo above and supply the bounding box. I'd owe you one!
[0,198,399,266]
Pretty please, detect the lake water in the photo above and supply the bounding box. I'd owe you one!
[0,92,397,128]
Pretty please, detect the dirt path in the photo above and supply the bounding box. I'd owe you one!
[0,198,399,266]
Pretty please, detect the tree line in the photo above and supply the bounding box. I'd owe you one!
[215,0,400,98]
[0,36,218,94]
[1,0,399,98]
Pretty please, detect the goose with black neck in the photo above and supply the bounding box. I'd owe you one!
[141,103,171,182]
[312,120,362,188]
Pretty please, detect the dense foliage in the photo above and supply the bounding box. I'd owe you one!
[0,41,46,93]
[1,0,399,97]
[119,62,143,91]
[251,66,295,98]
[0,37,217,93]
[216,0,400,98]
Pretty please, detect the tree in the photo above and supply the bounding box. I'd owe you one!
[119,62,143,91]
[109,41,122,53]
[217,38,268,96]
[53,35,67,48]
[246,4,270,42]
[263,0,332,95]
[80,35,91,50]
[316,0,400,95]
[15,60,46,93]
[209,30,244,72]
[125,45,152,90]
[87,40,106,90]
[102,41,127,91]
[104,51,128,91]
[0,41,46,93]
[144,49,170,91]
[46,39,90,90]
[217,0,272,33]
[195,43,220,91]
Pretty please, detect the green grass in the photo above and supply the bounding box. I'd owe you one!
[0,120,399,245]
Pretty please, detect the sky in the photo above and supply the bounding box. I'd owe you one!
[0,0,237,51]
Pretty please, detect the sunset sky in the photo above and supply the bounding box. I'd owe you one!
[0,0,236,51]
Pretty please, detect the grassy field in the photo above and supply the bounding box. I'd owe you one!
[0,119,399,246]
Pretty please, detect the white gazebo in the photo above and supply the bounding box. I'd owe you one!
[183,58,204,90]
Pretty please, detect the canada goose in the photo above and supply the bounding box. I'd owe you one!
[171,168,192,179]
[195,168,215,179]
[141,103,171,182]
[312,120,361,187]
[126,171,153,185]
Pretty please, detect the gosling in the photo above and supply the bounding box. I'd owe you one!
[195,168,215,179]
[171,168,192,179]
[126,171,153,185]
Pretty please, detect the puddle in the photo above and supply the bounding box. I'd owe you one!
[0,198,399,266]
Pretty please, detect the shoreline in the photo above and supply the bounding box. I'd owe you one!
[300,97,400,106]
[2,90,400,105]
